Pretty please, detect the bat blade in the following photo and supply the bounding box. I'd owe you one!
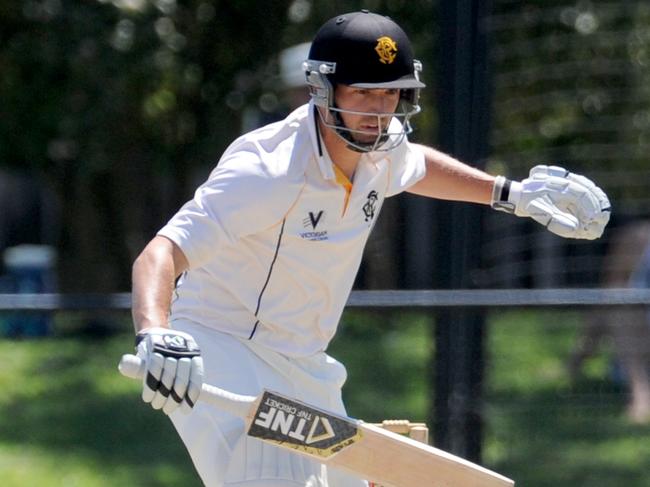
[331,423,514,487]
[118,354,514,486]
[244,389,513,486]
[243,391,514,487]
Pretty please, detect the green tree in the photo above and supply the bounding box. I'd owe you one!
[0,0,438,292]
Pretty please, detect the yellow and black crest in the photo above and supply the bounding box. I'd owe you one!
[374,36,397,64]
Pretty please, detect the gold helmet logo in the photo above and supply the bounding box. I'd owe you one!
[375,36,398,64]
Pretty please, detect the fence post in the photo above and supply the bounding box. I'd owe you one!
[433,0,492,462]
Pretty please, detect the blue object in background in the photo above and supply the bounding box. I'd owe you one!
[2,245,57,337]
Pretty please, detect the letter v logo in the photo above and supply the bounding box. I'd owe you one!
[308,211,323,229]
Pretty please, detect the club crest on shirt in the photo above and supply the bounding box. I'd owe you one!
[363,191,379,222]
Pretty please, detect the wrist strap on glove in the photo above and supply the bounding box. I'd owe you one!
[135,328,200,358]
[491,175,515,213]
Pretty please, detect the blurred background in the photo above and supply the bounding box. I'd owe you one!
[2,0,650,485]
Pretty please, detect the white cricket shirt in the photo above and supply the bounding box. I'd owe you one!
[159,102,425,357]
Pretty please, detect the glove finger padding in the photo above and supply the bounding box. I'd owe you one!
[181,356,204,414]
[151,355,178,410]
[163,357,192,415]
[557,175,610,239]
[526,196,580,237]
[532,165,611,209]
[531,183,606,239]
[541,169,611,212]
[547,177,601,221]
[142,352,165,404]
[529,164,569,180]
[566,172,611,222]
[165,357,191,408]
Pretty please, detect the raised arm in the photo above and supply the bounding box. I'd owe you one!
[405,143,611,240]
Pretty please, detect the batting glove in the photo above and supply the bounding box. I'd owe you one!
[491,165,611,240]
[135,327,203,415]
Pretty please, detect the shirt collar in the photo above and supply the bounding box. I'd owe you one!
[307,101,337,181]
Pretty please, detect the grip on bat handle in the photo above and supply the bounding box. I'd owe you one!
[117,353,256,419]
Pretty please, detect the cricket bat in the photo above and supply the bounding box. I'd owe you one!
[119,354,514,487]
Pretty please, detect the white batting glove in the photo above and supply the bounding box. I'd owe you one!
[135,327,203,415]
[491,165,611,240]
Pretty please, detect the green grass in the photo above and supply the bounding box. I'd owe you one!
[484,310,650,487]
[329,310,433,422]
[1,309,650,486]
[0,331,202,487]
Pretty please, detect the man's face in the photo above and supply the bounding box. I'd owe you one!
[332,85,401,144]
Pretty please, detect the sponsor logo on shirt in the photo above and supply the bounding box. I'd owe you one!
[300,230,329,241]
[303,211,324,229]
[300,210,329,241]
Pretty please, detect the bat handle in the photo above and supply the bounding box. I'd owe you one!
[118,354,256,418]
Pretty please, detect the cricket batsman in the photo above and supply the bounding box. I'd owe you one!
[128,10,610,487]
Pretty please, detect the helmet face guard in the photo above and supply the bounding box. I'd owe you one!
[304,11,425,153]
[304,60,422,152]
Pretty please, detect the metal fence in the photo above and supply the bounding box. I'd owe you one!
[2,289,650,486]
[2,288,650,310]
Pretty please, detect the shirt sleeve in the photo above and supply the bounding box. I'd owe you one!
[385,139,426,197]
[158,149,304,268]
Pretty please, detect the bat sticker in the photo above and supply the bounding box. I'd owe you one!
[247,390,363,458]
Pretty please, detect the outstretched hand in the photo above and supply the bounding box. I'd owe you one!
[492,165,611,240]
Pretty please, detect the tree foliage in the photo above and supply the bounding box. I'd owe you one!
[0,0,439,291]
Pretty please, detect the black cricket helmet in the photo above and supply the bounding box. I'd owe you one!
[304,10,424,152]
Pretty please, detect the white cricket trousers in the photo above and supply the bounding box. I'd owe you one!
[168,319,368,487]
